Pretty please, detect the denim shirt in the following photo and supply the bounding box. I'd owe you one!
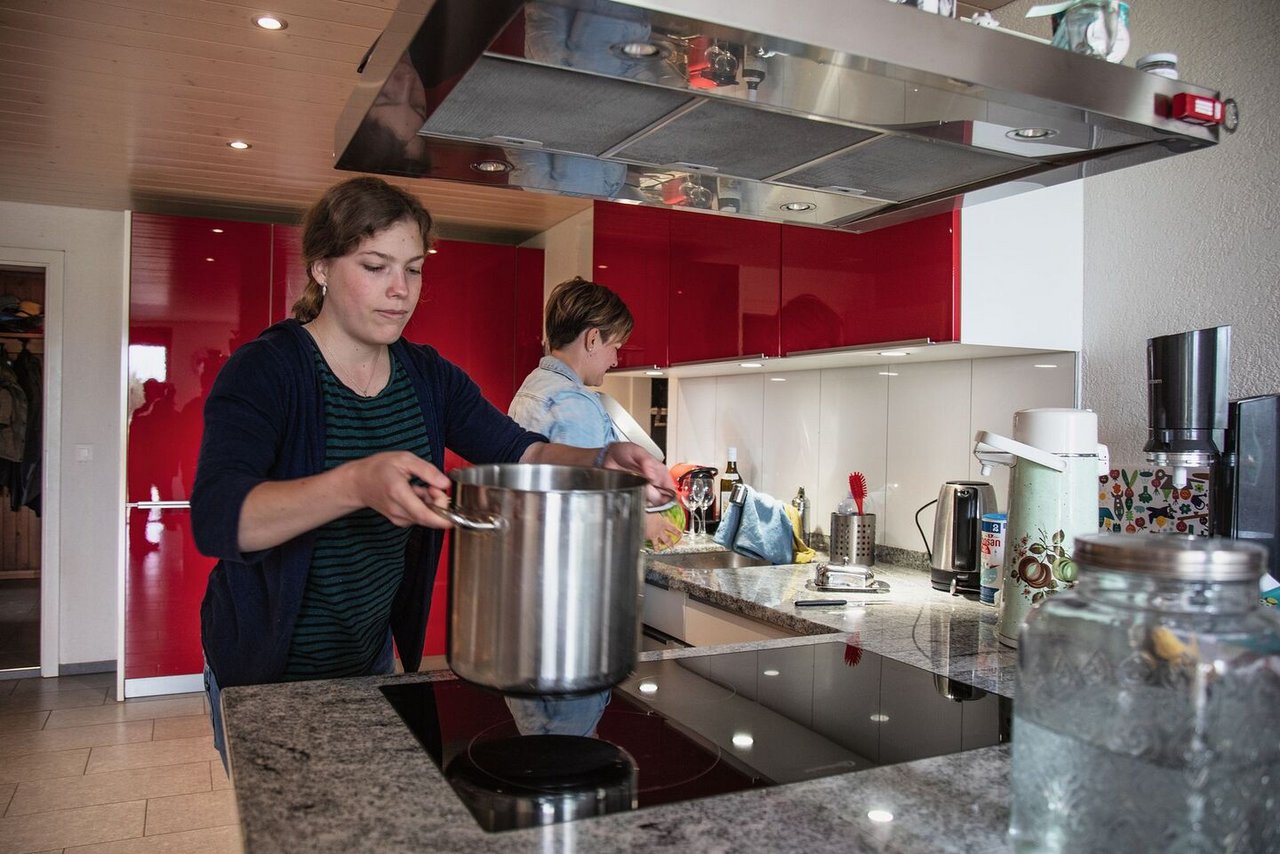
[508,356,619,448]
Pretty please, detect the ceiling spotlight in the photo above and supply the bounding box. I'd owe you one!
[867,809,894,823]
[740,361,764,368]
[870,713,890,722]
[879,350,909,357]
[1007,127,1058,140]
[1034,363,1059,369]
[780,201,816,212]
[227,140,251,150]
[426,248,438,255]
[205,257,215,262]
[644,370,664,377]
[732,733,755,749]
[210,228,224,233]
[253,15,287,30]
[762,669,780,677]
[618,41,660,57]
[471,160,511,173]
[878,371,898,377]
[638,680,658,695]
[769,376,787,382]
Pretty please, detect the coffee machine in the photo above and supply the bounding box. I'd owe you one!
[1146,325,1279,586]
[1145,325,1231,489]
[1211,395,1280,585]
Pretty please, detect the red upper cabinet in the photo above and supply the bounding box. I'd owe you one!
[669,210,781,364]
[780,212,959,354]
[592,201,671,369]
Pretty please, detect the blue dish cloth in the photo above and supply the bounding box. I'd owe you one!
[714,485,794,565]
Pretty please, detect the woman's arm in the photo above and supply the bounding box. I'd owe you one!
[521,441,674,505]
[235,451,453,552]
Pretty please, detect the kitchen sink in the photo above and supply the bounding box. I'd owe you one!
[647,550,774,570]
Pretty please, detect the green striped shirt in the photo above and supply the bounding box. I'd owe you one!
[282,344,431,681]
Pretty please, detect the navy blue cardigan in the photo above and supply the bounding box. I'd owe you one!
[191,320,545,687]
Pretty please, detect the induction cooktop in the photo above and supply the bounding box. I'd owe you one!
[381,640,1010,833]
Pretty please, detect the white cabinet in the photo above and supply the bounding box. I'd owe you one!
[642,583,797,646]
[959,181,1084,352]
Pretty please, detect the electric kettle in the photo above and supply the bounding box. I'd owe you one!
[917,481,998,594]
[974,408,1110,648]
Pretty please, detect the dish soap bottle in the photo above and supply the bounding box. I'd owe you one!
[718,448,742,521]
[791,487,811,546]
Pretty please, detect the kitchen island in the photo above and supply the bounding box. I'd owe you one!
[221,552,1020,852]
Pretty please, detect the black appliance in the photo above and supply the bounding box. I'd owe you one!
[382,640,1011,833]
[1212,394,1280,585]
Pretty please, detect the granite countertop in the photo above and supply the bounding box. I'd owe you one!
[222,548,1021,853]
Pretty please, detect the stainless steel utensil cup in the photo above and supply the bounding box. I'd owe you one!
[830,512,875,566]
[445,464,646,695]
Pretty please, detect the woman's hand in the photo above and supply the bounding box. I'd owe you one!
[644,512,683,551]
[350,451,453,529]
[599,442,677,508]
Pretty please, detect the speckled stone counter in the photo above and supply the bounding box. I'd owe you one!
[222,549,1020,853]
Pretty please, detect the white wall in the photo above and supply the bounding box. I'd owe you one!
[668,353,1076,551]
[996,0,1280,465]
[0,200,127,666]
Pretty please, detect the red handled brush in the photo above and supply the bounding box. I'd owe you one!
[849,472,867,516]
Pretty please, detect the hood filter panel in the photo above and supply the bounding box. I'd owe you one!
[422,56,692,156]
[783,135,1032,203]
[614,100,880,181]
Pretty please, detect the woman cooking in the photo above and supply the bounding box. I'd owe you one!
[191,176,670,767]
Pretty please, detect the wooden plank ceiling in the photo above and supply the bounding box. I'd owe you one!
[0,0,590,242]
[0,0,1017,243]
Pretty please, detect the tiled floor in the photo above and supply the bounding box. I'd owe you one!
[0,672,243,854]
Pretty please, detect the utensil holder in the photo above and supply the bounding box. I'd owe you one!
[829,512,875,566]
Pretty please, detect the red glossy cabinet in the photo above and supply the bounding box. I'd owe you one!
[592,201,671,369]
[126,214,275,689]
[514,246,547,390]
[780,212,959,354]
[668,211,781,364]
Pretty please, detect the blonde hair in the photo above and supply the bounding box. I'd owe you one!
[544,277,634,352]
[291,176,435,322]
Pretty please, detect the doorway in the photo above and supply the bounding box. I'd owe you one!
[0,248,63,680]
[0,266,46,673]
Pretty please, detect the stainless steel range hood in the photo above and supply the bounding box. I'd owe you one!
[335,0,1226,232]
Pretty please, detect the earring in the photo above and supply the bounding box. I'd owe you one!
[320,282,328,299]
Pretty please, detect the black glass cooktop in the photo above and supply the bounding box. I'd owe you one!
[381,640,1010,833]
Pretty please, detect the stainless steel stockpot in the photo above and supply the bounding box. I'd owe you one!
[434,464,646,695]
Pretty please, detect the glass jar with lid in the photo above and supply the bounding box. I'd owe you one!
[1010,533,1280,853]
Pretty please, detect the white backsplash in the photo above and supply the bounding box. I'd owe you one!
[668,352,1077,552]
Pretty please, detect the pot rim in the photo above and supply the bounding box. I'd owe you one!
[450,463,649,495]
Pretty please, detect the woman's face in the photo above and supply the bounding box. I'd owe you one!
[313,218,425,346]
[581,330,625,387]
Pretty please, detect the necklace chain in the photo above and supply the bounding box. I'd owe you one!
[313,329,384,397]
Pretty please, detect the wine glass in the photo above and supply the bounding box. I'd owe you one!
[687,478,709,540]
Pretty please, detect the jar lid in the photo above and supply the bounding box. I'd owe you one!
[1012,408,1099,455]
[1136,52,1178,67]
[1074,533,1266,582]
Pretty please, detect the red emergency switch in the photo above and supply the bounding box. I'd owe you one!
[1171,92,1225,126]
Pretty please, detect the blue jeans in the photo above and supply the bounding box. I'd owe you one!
[205,632,396,774]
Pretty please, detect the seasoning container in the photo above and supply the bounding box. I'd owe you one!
[978,512,1007,605]
[1136,52,1179,79]
[1010,534,1280,853]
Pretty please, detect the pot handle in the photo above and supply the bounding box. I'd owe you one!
[425,502,506,532]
